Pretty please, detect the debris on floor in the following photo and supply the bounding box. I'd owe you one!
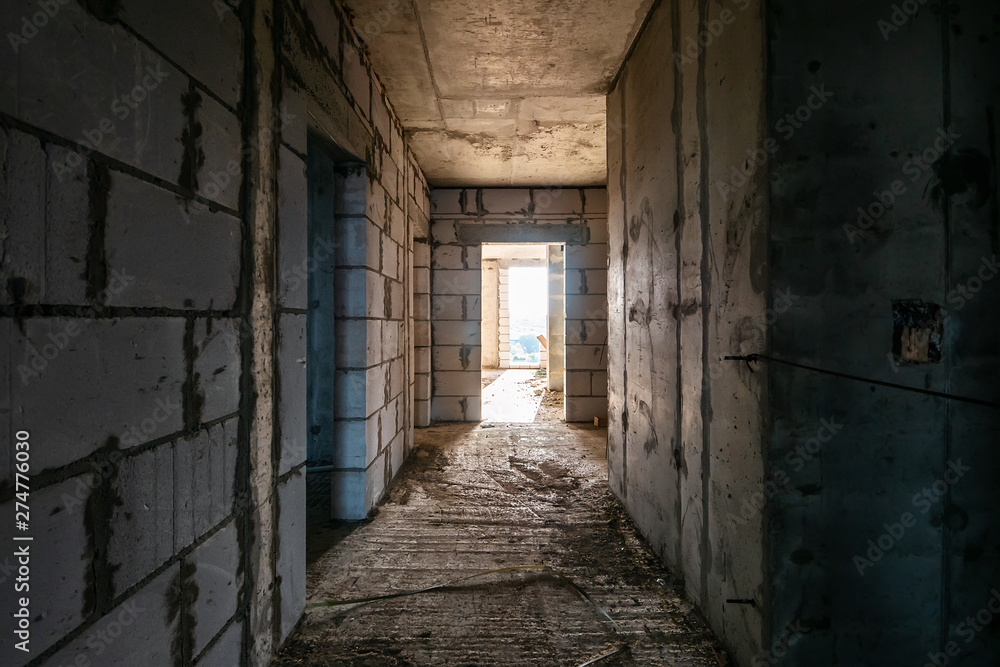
[275,417,725,666]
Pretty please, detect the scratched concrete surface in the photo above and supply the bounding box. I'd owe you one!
[275,415,726,666]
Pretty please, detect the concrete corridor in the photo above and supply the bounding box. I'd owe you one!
[275,417,725,666]
[5,0,999,664]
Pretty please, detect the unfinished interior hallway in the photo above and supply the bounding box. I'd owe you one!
[2,0,1000,666]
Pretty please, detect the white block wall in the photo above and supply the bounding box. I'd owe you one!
[548,245,566,391]
[414,239,432,426]
[0,0,431,663]
[429,188,608,422]
[0,0,248,662]
[564,200,610,421]
[499,267,511,368]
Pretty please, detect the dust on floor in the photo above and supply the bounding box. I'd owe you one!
[276,420,727,666]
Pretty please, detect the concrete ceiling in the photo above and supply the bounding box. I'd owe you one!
[342,0,655,187]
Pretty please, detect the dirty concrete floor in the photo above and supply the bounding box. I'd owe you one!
[277,409,727,666]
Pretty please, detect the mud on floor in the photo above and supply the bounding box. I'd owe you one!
[277,421,727,666]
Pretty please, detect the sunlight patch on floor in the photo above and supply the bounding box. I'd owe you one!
[482,369,545,422]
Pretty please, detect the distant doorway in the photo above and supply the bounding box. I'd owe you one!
[508,266,547,367]
[481,243,565,422]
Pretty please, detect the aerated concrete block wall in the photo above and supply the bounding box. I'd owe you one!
[481,258,502,368]
[767,1,1000,664]
[281,0,433,522]
[0,0,250,663]
[563,194,609,422]
[0,0,428,663]
[498,266,510,367]
[547,245,566,392]
[606,1,768,665]
[413,238,432,427]
[429,187,608,422]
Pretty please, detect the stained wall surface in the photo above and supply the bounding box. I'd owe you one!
[767,1,1000,664]
[606,1,769,664]
[0,0,428,663]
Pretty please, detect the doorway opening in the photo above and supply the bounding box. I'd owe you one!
[304,133,369,566]
[481,243,565,423]
[508,266,547,367]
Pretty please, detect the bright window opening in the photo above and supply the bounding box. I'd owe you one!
[508,266,548,366]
